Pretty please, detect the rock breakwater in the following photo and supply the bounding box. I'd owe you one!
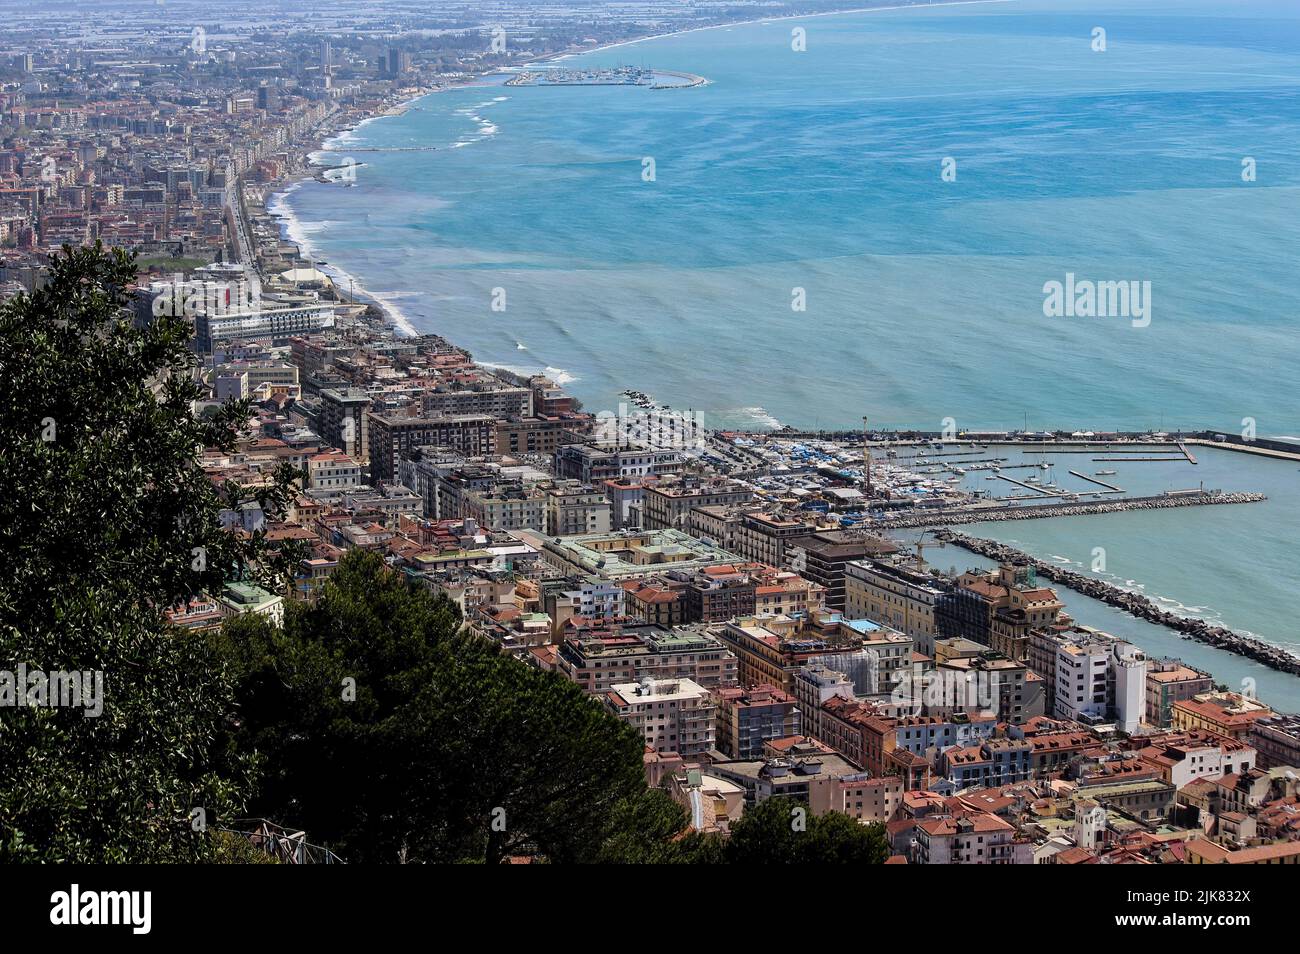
[935,529,1300,677]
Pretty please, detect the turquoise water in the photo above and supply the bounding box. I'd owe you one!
[279,0,1300,707]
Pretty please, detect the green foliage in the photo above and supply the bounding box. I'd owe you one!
[597,788,726,864]
[0,242,301,612]
[725,796,889,864]
[0,243,292,861]
[218,549,649,863]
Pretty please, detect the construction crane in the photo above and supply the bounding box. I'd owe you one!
[913,529,938,571]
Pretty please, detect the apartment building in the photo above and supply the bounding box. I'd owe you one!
[317,386,371,462]
[622,577,689,627]
[1250,714,1300,770]
[545,485,612,537]
[554,442,682,484]
[1054,638,1147,733]
[844,557,946,649]
[605,677,716,757]
[462,483,547,533]
[368,412,496,482]
[1130,729,1257,788]
[913,813,1029,864]
[495,414,590,457]
[420,382,531,419]
[686,565,756,623]
[809,773,904,824]
[715,684,802,758]
[642,478,753,531]
[557,624,738,693]
[1172,691,1273,742]
[1145,659,1215,728]
[306,449,364,494]
[735,511,817,568]
[787,531,898,613]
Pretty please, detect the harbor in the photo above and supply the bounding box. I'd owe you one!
[504,65,706,89]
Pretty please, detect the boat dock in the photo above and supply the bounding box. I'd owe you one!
[1091,455,1185,462]
[1068,469,1123,492]
[873,490,1266,529]
[994,474,1053,495]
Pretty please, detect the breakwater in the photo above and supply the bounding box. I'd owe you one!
[935,530,1300,677]
[873,491,1266,529]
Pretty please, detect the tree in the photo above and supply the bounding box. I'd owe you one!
[725,797,889,864]
[0,244,295,861]
[597,788,725,864]
[218,548,650,863]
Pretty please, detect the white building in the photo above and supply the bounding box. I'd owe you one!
[1111,642,1147,734]
[1054,636,1146,732]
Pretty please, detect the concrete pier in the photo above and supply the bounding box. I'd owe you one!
[873,490,1266,530]
[1068,469,1123,492]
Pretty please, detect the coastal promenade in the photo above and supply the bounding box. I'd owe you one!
[936,530,1300,677]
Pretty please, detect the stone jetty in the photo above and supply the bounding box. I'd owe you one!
[935,530,1300,677]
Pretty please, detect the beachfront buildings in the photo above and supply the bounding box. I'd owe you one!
[938,562,1065,662]
[1145,658,1215,728]
[1251,714,1300,770]
[1054,637,1147,733]
[1171,691,1274,741]
[1027,626,1147,731]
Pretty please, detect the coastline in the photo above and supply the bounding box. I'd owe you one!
[260,0,1021,338]
[248,1,1300,706]
[544,0,1020,63]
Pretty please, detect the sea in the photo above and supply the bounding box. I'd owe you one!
[274,0,1300,708]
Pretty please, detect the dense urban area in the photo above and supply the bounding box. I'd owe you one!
[1,0,1298,867]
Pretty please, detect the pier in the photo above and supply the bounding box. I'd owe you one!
[1068,469,1123,492]
[1091,455,1185,462]
[993,473,1054,495]
[872,490,1266,530]
[935,530,1300,676]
